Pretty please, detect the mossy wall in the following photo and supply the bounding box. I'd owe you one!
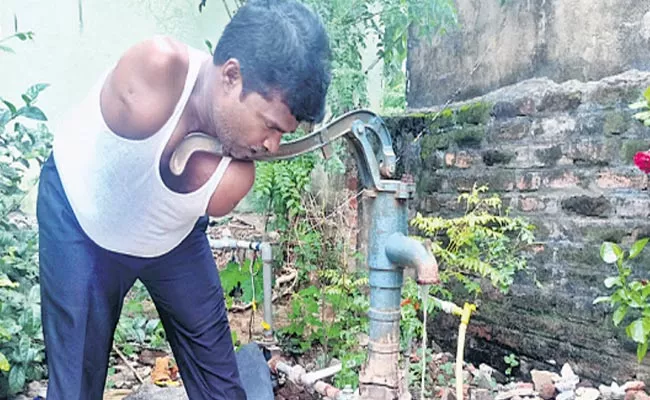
[380,71,650,383]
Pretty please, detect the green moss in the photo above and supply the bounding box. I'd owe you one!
[452,125,485,148]
[420,133,452,158]
[456,101,493,125]
[620,139,649,163]
[429,108,456,131]
[603,111,629,135]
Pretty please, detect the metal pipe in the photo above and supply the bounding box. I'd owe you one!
[275,361,342,387]
[359,191,409,399]
[385,232,439,285]
[303,364,343,386]
[260,242,274,340]
[209,237,275,339]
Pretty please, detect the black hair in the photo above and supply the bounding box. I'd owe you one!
[213,0,332,123]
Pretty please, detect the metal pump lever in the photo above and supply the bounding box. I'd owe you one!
[169,109,400,191]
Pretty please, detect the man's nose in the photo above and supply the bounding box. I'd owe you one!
[263,136,281,153]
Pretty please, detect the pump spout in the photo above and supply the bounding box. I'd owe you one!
[385,232,439,285]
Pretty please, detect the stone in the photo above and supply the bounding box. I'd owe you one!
[634,392,650,400]
[492,102,519,119]
[560,363,578,380]
[561,195,611,217]
[535,145,564,166]
[482,149,514,166]
[532,370,559,399]
[623,381,646,392]
[600,383,626,400]
[576,387,600,400]
[554,363,580,393]
[26,381,47,398]
[473,369,497,390]
[471,388,496,400]
[124,382,188,400]
[557,391,577,400]
[540,383,557,400]
[495,387,536,400]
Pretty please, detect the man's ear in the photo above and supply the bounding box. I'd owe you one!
[221,58,242,94]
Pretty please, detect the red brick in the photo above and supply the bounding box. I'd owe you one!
[444,152,474,169]
[516,196,559,213]
[445,152,455,167]
[596,170,648,190]
[517,173,542,191]
[519,196,546,212]
[455,152,473,168]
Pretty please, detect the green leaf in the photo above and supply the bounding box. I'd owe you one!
[613,305,628,326]
[2,100,17,115]
[644,86,650,103]
[630,238,649,259]
[604,276,622,289]
[638,341,649,363]
[0,45,15,53]
[0,352,9,372]
[633,110,650,121]
[629,100,648,110]
[25,83,49,102]
[8,364,26,394]
[593,296,611,305]
[0,109,10,126]
[601,242,622,264]
[626,318,650,343]
[17,106,47,121]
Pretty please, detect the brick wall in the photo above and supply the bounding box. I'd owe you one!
[382,70,650,382]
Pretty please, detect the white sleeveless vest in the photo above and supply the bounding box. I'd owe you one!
[52,45,231,257]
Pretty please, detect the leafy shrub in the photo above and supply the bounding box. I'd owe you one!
[0,32,53,396]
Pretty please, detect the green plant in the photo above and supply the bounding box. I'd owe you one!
[504,353,519,376]
[630,87,650,127]
[220,257,264,308]
[594,238,650,362]
[411,184,536,296]
[114,282,168,356]
[0,31,52,397]
[408,346,434,397]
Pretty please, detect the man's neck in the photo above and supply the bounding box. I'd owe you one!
[186,59,218,137]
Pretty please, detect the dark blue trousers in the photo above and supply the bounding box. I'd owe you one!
[36,155,247,400]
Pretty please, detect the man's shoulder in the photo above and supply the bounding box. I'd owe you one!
[100,36,190,139]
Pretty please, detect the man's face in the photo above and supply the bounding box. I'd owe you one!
[212,60,299,160]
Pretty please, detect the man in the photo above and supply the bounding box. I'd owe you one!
[35,0,331,398]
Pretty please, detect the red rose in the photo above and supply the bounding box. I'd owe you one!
[634,151,650,174]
